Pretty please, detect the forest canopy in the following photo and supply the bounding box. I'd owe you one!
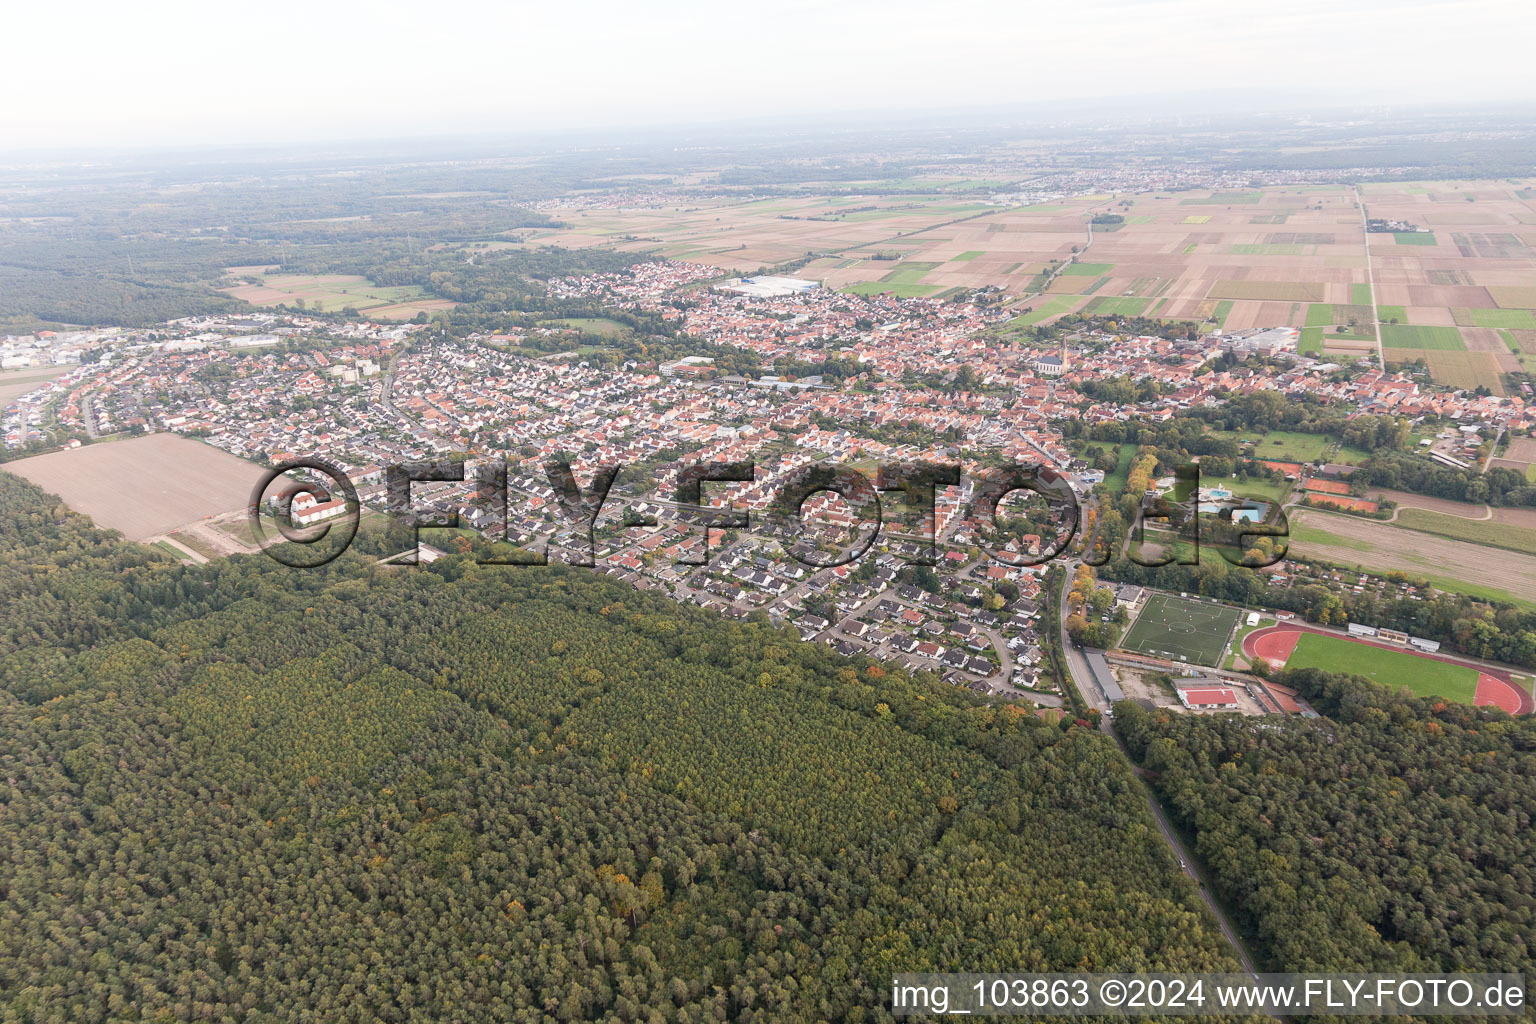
[0,470,1235,1023]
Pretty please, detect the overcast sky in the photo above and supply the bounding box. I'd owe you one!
[6,0,1532,150]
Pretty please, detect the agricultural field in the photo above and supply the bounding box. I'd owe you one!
[222,273,453,320]
[1391,507,1536,555]
[1380,324,1466,350]
[1119,592,1242,667]
[1288,508,1536,608]
[526,180,1536,392]
[0,365,65,407]
[3,433,265,540]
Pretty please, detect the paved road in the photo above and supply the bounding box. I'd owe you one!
[1482,425,1505,475]
[1056,558,1264,978]
[1101,717,1262,976]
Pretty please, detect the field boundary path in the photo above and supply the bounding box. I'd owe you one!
[1354,185,1384,369]
[1383,501,1493,523]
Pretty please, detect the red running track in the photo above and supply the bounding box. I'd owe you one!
[1241,623,1532,715]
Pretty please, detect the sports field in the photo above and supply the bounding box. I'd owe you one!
[1120,592,1242,666]
[1286,632,1478,702]
[1244,625,1532,713]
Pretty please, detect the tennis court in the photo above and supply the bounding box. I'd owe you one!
[1119,592,1242,666]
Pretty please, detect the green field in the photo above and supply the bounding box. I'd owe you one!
[1208,428,1347,464]
[1083,295,1151,316]
[1284,632,1478,703]
[880,262,942,285]
[233,274,444,318]
[1378,305,1409,323]
[1394,232,1438,246]
[951,251,985,262]
[1299,327,1324,356]
[844,282,942,298]
[1015,295,1080,325]
[1209,474,1293,503]
[1453,308,1536,330]
[1077,441,1139,492]
[1288,513,1536,611]
[1351,283,1374,305]
[538,317,629,336]
[1120,592,1242,667]
[1061,262,1115,277]
[1232,243,1306,256]
[1392,508,1536,555]
[1226,616,1277,670]
[1305,304,1336,327]
[1380,324,1466,350]
[1181,192,1262,205]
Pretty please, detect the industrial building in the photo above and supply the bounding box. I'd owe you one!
[716,276,820,298]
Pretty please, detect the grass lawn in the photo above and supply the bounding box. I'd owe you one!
[1061,262,1114,277]
[1285,632,1479,703]
[1209,428,1336,464]
[539,317,629,336]
[1212,474,1293,503]
[1392,508,1536,555]
[1120,592,1242,667]
[1078,441,1139,492]
[154,540,193,561]
[1226,616,1277,669]
[1381,325,1466,350]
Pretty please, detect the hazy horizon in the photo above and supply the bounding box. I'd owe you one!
[8,0,1533,151]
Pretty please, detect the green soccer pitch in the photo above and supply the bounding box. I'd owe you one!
[1119,592,1242,667]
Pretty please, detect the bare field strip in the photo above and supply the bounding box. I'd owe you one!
[1425,351,1502,392]
[0,366,65,406]
[1206,280,1326,302]
[4,433,265,540]
[1504,438,1536,465]
[1490,287,1536,309]
[1290,509,1536,605]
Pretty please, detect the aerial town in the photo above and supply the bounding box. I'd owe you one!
[5,253,1530,718]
